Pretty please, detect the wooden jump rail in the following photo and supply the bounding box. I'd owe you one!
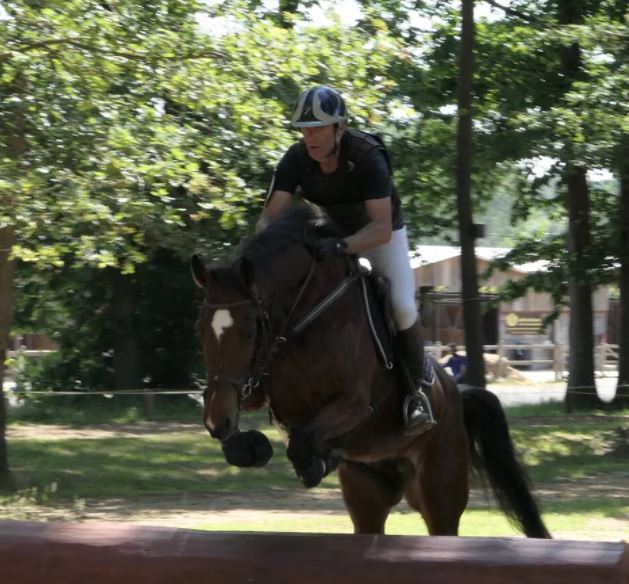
[1,520,628,583]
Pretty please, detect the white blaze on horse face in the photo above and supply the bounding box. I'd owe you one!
[211,309,234,343]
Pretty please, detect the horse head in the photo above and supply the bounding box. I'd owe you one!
[191,207,318,467]
[191,256,258,441]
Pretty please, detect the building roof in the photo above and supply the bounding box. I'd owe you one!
[410,245,547,274]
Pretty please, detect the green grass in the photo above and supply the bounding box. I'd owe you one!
[187,507,628,540]
[5,402,628,501]
[8,393,202,425]
[510,424,627,482]
[5,428,301,500]
[504,401,568,418]
[3,401,628,539]
[184,492,628,540]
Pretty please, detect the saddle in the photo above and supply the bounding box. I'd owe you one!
[356,261,435,387]
[357,262,395,369]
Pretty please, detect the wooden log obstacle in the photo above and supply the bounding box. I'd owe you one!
[1,520,627,583]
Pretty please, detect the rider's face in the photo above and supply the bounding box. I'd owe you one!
[301,124,337,161]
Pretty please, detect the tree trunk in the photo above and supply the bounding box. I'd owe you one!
[0,226,16,492]
[610,0,629,409]
[456,0,485,388]
[555,2,600,411]
[0,71,26,492]
[613,153,629,407]
[563,165,600,411]
[110,270,140,389]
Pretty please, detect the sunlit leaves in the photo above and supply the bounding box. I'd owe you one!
[1,0,412,272]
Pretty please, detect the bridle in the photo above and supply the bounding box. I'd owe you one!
[202,258,318,407]
[201,255,360,409]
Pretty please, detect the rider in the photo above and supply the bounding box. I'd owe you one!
[256,85,436,435]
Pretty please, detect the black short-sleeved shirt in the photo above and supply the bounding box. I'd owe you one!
[271,129,405,235]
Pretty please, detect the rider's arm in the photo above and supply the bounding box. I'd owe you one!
[255,147,299,233]
[342,150,393,254]
[256,190,292,233]
[343,197,393,254]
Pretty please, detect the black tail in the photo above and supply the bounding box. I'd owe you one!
[461,387,551,538]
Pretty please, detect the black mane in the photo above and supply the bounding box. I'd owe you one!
[210,206,342,291]
[241,205,333,268]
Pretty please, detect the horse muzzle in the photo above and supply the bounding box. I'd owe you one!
[220,430,274,468]
[206,416,237,442]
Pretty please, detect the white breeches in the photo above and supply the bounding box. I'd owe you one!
[361,226,419,332]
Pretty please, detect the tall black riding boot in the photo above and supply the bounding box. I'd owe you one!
[397,318,437,435]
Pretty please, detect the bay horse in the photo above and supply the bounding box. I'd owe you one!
[191,207,550,537]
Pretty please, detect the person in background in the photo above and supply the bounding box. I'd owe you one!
[444,342,467,384]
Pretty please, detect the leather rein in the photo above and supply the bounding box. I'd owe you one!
[203,258,359,408]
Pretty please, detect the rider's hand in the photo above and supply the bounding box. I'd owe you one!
[315,237,348,260]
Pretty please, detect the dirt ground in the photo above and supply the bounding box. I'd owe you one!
[4,423,629,539]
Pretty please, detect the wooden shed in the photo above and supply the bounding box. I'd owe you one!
[411,246,609,352]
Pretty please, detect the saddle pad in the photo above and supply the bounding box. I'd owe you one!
[422,354,436,387]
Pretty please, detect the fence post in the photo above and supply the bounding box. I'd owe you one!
[497,340,505,379]
[553,343,564,381]
[143,388,155,420]
[595,343,605,377]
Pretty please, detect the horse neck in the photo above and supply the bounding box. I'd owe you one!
[300,259,348,307]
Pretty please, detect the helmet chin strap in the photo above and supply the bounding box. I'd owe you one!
[321,125,345,161]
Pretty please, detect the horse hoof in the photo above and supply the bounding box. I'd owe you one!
[244,429,274,467]
[221,430,273,468]
[299,458,326,488]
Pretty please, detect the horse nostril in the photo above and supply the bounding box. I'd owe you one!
[208,417,233,441]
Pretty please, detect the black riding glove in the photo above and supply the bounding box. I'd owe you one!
[315,237,348,260]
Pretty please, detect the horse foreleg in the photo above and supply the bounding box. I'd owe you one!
[287,390,372,488]
[307,388,373,446]
[338,460,407,534]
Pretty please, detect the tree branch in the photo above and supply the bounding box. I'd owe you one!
[1,38,224,62]
[482,0,534,22]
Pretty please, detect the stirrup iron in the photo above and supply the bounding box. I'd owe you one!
[403,387,436,435]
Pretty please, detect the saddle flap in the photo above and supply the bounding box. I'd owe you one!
[360,269,436,388]
[360,273,396,368]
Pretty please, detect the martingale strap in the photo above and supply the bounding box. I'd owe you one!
[290,273,359,336]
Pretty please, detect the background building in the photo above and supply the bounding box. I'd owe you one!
[411,246,611,360]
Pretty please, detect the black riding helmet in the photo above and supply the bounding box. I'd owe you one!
[291,85,348,128]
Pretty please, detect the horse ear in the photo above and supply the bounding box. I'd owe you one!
[190,255,209,289]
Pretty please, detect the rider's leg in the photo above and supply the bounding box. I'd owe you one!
[362,227,436,434]
[397,317,437,432]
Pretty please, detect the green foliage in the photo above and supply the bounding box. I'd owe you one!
[14,249,205,390]
[3,0,628,388]
[2,0,413,270]
[2,1,425,387]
